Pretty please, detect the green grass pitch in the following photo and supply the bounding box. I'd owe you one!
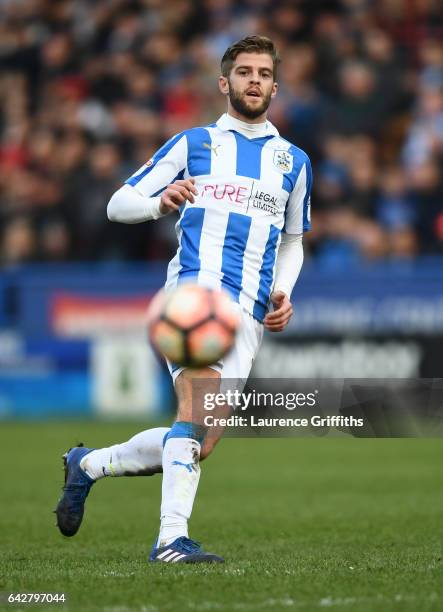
[1,421,442,612]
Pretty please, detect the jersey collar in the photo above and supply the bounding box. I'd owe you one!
[216,113,280,137]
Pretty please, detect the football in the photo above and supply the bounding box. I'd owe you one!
[147,284,240,367]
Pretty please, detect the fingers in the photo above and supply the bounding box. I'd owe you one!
[264,302,292,322]
[168,184,195,204]
[264,318,291,332]
[161,179,198,211]
[264,323,286,332]
[264,313,292,332]
[159,196,181,213]
[264,299,293,332]
[176,178,198,195]
[173,179,198,201]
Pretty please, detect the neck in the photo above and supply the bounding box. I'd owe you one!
[227,108,267,125]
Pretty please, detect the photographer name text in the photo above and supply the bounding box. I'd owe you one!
[203,414,364,428]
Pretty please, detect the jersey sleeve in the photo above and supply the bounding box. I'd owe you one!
[283,155,312,234]
[125,132,188,197]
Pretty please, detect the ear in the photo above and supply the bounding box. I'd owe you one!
[271,82,278,99]
[218,75,229,96]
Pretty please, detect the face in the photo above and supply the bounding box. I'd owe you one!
[219,52,278,121]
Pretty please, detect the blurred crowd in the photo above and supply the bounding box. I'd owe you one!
[0,0,442,266]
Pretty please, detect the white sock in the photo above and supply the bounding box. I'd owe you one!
[157,437,201,548]
[79,427,170,480]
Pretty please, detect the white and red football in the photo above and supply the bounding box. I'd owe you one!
[147,284,240,367]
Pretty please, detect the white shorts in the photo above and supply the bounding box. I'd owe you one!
[166,307,264,386]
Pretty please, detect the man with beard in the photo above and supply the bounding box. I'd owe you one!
[55,36,312,563]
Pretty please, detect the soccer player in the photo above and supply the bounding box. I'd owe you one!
[55,36,312,563]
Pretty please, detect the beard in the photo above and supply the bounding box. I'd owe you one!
[228,81,273,119]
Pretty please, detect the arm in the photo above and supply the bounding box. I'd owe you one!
[107,180,197,223]
[107,185,164,223]
[264,156,312,332]
[273,233,304,297]
[107,131,197,223]
[264,234,303,332]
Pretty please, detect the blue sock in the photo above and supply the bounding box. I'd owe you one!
[163,421,206,445]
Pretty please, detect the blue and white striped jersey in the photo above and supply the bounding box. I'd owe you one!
[125,113,312,322]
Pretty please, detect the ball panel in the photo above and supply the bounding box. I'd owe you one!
[187,320,234,367]
[212,289,241,331]
[146,289,166,328]
[146,284,240,368]
[165,284,211,330]
[150,319,185,363]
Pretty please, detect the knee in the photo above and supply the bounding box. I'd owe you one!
[200,436,219,461]
[200,445,211,461]
[199,446,210,461]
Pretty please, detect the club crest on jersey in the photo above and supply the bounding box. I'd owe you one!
[273,150,293,173]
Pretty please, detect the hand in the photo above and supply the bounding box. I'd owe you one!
[159,178,198,214]
[263,291,293,332]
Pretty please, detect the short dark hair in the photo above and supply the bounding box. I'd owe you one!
[221,35,280,80]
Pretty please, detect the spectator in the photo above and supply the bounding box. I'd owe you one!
[402,80,443,167]
[0,0,442,264]
[410,158,443,254]
[329,60,389,136]
[1,217,37,265]
[377,165,417,258]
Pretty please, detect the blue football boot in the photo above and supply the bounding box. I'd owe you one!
[55,445,95,537]
[149,536,224,564]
